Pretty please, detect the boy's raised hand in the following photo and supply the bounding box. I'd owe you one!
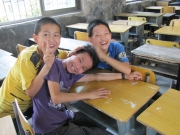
[88,88,111,99]
[91,41,107,61]
[42,41,55,69]
[67,46,83,57]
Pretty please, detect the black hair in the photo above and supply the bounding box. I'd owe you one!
[34,17,61,35]
[87,19,111,37]
[76,44,99,69]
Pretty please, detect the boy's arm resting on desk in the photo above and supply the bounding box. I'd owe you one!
[77,72,142,82]
[48,81,110,104]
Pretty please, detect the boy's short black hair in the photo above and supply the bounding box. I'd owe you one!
[34,17,61,35]
[87,19,111,37]
[76,44,99,69]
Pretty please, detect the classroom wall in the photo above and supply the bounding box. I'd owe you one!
[0,0,155,57]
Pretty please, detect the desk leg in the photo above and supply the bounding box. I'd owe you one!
[176,64,180,90]
[157,16,163,28]
[116,116,135,135]
[121,30,129,53]
[157,34,164,40]
[146,127,157,135]
[136,25,144,46]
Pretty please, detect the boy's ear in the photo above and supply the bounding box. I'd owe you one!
[33,34,38,43]
[88,37,92,43]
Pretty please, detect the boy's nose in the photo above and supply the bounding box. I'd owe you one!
[49,36,54,42]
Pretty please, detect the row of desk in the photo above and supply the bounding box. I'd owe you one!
[66,23,132,48]
[59,38,180,134]
[2,35,180,134]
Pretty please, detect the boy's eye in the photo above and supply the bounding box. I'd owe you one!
[44,33,49,36]
[54,34,60,37]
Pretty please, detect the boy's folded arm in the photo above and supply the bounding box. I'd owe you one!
[77,73,122,82]
[102,56,131,75]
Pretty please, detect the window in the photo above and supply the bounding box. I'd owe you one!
[126,0,143,3]
[0,0,80,24]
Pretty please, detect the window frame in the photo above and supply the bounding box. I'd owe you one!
[40,0,81,16]
[126,0,144,3]
[0,0,82,25]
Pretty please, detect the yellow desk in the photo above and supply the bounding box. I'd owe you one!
[137,89,180,135]
[59,37,89,51]
[112,20,146,46]
[66,23,132,48]
[114,13,164,27]
[70,75,159,135]
[145,6,180,11]
[154,26,180,40]
[0,115,17,135]
[145,6,180,15]
[114,12,164,27]
[28,37,89,51]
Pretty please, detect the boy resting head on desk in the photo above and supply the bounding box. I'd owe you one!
[32,45,142,135]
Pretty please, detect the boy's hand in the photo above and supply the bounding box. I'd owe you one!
[93,45,107,60]
[67,46,83,57]
[125,71,142,80]
[42,41,55,69]
[91,41,107,60]
[88,88,111,99]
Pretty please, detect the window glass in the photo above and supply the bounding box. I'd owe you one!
[0,0,80,24]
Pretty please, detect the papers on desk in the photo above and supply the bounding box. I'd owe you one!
[131,44,180,63]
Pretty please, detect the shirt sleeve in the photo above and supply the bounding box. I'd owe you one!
[72,74,84,83]
[45,61,60,83]
[114,42,129,62]
[19,55,38,90]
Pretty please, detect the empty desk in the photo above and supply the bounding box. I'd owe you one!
[114,13,164,27]
[131,44,180,90]
[154,26,180,41]
[0,115,17,135]
[145,6,180,15]
[137,89,180,135]
[0,52,16,81]
[70,73,159,135]
[66,23,132,48]
[60,37,89,51]
[112,20,146,46]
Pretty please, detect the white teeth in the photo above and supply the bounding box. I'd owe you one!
[101,42,107,45]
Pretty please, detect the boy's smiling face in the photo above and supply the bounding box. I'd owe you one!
[89,24,112,51]
[64,52,93,74]
[33,23,61,55]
